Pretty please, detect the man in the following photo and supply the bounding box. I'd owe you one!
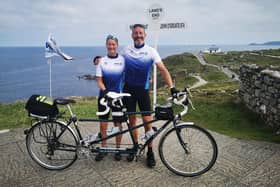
[93,56,102,65]
[123,24,178,168]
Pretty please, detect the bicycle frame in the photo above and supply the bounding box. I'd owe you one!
[58,110,178,156]
[31,89,191,157]
[25,89,218,176]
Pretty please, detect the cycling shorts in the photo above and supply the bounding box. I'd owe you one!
[97,97,125,122]
[123,85,152,116]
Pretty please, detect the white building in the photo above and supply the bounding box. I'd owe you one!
[203,46,221,54]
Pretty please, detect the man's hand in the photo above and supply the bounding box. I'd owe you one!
[170,87,180,98]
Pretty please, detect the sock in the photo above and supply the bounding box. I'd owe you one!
[148,147,153,153]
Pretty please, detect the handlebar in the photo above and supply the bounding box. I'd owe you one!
[96,88,195,118]
[168,88,195,118]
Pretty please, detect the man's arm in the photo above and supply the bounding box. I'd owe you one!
[156,62,173,88]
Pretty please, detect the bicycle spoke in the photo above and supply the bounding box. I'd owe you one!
[159,124,218,177]
[26,121,78,170]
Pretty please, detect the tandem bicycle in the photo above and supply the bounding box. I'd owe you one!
[24,88,218,177]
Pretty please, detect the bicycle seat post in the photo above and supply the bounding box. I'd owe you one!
[66,104,75,118]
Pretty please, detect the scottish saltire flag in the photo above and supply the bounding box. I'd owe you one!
[45,34,73,61]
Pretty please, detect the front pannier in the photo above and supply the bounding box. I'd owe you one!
[155,104,174,120]
[25,95,59,118]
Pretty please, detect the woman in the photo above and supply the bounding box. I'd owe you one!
[95,35,125,161]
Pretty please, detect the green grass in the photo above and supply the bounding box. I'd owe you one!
[200,66,229,82]
[203,49,280,72]
[66,97,98,118]
[1,92,279,143]
[159,52,229,87]
[183,94,280,143]
[257,48,280,56]
[0,102,29,130]
[0,97,99,130]
[198,81,239,92]
[1,50,279,143]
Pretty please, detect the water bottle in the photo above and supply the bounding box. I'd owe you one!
[83,133,100,146]
[107,127,120,136]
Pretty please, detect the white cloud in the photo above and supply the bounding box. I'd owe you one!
[0,0,279,46]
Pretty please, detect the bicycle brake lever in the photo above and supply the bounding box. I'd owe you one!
[188,98,196,110]
[186,88,193,98]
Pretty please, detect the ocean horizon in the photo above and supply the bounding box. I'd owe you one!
[1,44,280,103]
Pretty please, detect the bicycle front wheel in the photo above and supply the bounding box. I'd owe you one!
[159,123,218,177]
[26,120,78,170]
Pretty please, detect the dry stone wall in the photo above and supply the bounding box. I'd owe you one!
[239,64,280,131]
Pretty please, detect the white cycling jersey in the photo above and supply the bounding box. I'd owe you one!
[122,44,162,90]
[96,54,125,93]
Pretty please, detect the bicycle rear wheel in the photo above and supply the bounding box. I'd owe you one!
[159,123,218,177]
[26,120,78,170]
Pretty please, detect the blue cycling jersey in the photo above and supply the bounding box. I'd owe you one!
[95,54,125,94]
[122,44,162,90]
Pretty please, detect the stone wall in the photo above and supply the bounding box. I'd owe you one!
[239,64,280,131]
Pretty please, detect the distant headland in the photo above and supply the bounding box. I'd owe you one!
[249,41,280,46]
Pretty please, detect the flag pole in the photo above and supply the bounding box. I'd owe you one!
[45,33,73,98]
[48,58,52,98]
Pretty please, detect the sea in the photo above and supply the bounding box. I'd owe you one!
[1,45,280,103]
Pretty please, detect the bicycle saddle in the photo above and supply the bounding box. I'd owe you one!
[54,98,76,105]
[107,92,131,99]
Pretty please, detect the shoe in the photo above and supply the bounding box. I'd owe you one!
[114,153,122,161]
[146,151,156,168]
[95,152,106,161]
[126,153,135,162]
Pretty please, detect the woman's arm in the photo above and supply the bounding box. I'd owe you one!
[96,77,106,91]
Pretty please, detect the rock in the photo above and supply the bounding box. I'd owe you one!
[78,74,96,80]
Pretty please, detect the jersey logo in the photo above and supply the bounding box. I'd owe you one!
[127,49,148,58]
[114,62,123,65]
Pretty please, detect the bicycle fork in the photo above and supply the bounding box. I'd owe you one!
[174,122,192,154]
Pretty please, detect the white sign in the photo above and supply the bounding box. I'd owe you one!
[160,22,187,29]
[128,23,187,30]
[147,4,164,22]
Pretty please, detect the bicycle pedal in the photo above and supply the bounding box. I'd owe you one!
[24,129,29,135]
[77,147,90,158]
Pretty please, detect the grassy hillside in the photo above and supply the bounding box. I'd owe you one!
[203,48,280,74]
[159,52,229,88]
[1,50,279,143]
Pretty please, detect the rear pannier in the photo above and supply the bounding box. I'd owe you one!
[25,95,58,118]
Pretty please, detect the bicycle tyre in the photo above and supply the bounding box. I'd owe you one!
[159,123,218,177]
[26,120,78,170]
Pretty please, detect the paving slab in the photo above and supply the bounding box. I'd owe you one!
[1,122,279,187]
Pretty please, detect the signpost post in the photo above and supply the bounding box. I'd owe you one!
[147,4,164,109]
[146,4,187,109]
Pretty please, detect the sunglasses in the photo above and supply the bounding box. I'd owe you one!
[106,35,118,43]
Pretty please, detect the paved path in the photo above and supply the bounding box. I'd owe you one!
[192,52,240,81]
[1,121,280,187]
[190,75,208,89]
[250,52,280,59]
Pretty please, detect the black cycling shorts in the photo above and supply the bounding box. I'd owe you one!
[97,97,125,122]
[123,85,152,116]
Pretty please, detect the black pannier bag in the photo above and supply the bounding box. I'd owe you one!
[155,104,174,120]
[25,95,59,117]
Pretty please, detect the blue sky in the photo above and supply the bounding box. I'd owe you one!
[0,0,279,46]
